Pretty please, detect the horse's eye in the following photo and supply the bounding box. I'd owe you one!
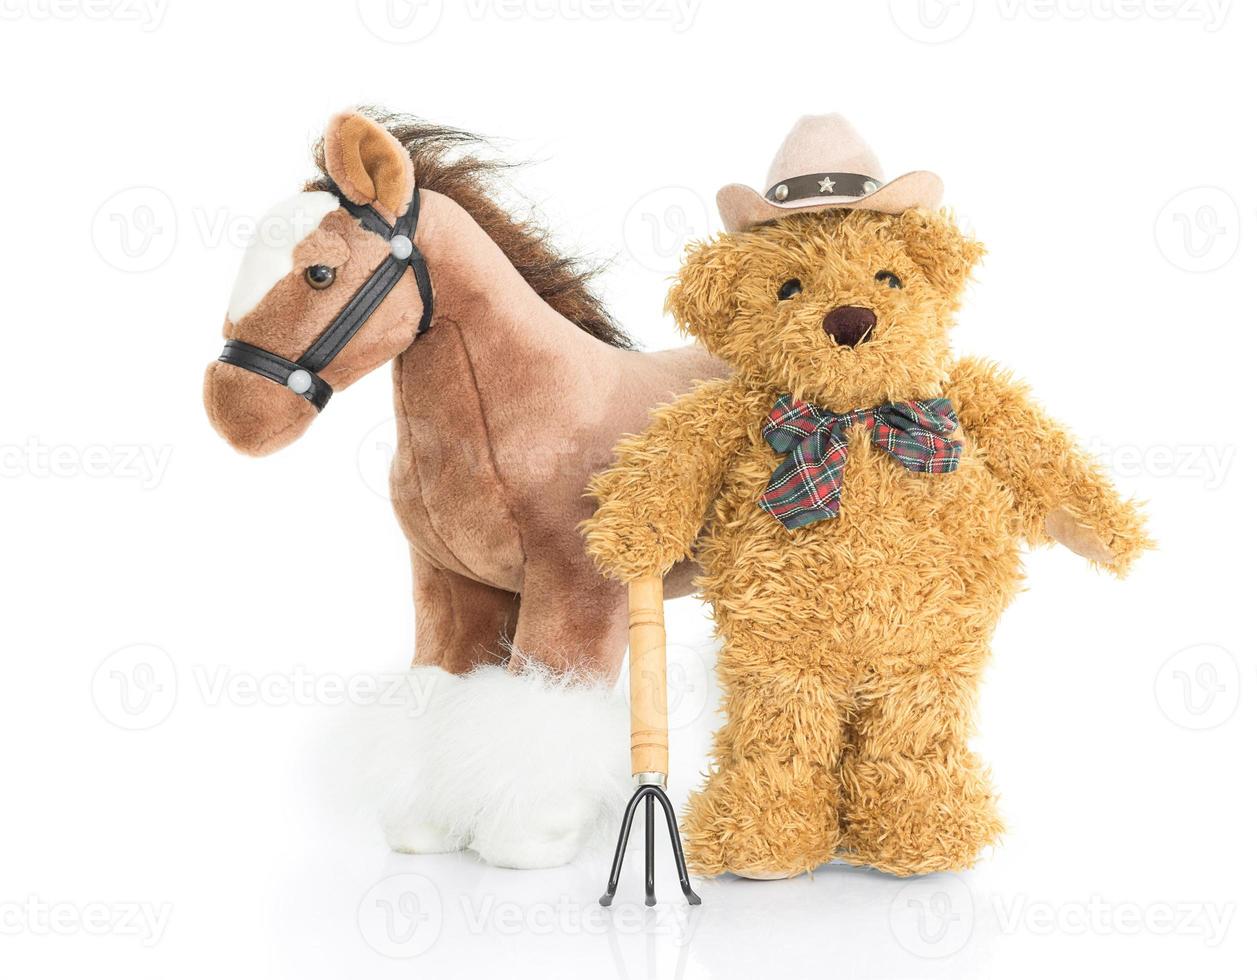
[305,265,336,289]
[777,278,803,301]
[875,270,903,289]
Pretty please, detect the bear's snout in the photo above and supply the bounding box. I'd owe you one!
[822,306,877,347]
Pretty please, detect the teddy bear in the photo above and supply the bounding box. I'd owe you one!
[583,114,1149,879]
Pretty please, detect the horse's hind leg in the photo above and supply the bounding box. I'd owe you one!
[378,552,519,855]
[457,564,628,868]
[507,563,627,679]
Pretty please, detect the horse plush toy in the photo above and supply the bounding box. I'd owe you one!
[204,109,723,867]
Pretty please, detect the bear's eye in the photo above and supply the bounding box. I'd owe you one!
[875,270,903,289]
[777,278,803,301]
[305,265,336,290]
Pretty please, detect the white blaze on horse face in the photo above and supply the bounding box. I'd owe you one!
[227,191,340,323]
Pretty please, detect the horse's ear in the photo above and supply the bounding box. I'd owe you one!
[323,111,415,220]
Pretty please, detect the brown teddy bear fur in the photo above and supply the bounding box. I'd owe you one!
[583,207,1150,878]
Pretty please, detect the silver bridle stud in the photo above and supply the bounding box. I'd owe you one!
[389,235,414,260]
[286,369,313,395]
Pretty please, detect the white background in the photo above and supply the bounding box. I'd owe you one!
[1,1,1254,977]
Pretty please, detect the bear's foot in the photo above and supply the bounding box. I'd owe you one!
[838,747,1002,876]
[728,867,803,880]
[683,757,840,878]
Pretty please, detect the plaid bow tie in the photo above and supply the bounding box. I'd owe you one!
[758,395,963,529]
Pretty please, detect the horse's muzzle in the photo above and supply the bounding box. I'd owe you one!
[203,359,318,456]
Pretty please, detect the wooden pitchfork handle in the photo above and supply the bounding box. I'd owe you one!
[599,576,701,907]
[628,576,670,781]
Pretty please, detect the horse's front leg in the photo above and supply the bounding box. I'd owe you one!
[437,563,629,869]
[377,552,520,855]
[409,550,519,672]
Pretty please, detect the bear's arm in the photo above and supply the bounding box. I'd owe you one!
[947,356,1151,576]
[583,377,763,582]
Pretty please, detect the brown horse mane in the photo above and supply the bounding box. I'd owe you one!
[307,108,632,349]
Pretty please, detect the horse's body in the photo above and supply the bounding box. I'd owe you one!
[386,191,718,678]
[204,111,723,867]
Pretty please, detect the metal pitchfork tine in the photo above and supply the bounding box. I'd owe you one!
[599,576,701,908]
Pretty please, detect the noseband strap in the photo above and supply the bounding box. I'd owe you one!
[217,186,433,413]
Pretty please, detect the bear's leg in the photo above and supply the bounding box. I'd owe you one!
[838,661,1002,875]
[683,643,854,879]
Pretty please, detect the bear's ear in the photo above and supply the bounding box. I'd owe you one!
[897,209,984,297]
[665,235,742,344]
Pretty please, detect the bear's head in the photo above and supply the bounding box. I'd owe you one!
[667,208,983,411]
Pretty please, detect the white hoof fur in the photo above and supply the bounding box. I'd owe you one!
[350,663,627,869]
[385,819,465,855]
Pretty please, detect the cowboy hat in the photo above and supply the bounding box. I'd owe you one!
[717,113,943,233]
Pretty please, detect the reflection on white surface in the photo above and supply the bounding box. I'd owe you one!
[254,596,1245,979]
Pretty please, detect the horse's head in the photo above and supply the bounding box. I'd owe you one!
[204,112,432,456]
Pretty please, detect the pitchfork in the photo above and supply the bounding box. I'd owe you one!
[598,576,701,907]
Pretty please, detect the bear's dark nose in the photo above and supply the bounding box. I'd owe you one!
[822,306,877,347]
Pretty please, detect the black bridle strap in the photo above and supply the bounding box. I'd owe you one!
[217,186,432,412]
[220,339,334,411]
[299,237,412,371]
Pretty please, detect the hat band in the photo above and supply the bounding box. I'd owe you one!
[765,172,883,203]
